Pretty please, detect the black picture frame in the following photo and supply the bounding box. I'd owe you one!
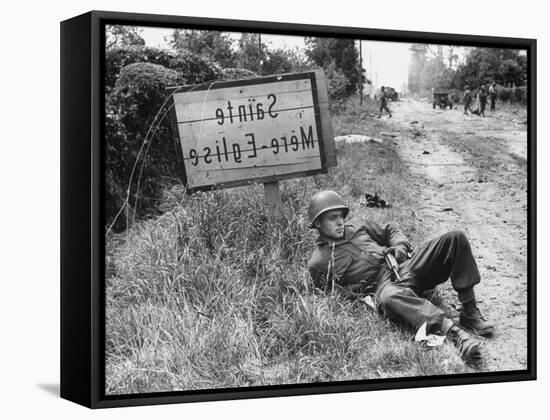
[61,10,537,409]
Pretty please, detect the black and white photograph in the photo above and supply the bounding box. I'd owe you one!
[102,19,531,397]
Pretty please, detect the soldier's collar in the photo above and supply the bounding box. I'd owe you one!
[316,223,354,246]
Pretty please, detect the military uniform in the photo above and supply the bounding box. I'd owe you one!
[463,88,473,114]
[379,90,392,117]
[308,221,480,334]
[478,88,487,116]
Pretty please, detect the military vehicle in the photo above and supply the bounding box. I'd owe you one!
[385,86,399,101]
[432,92,453,109]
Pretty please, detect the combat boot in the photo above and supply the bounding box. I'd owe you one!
[460,300,494,337]
[447,325,482,361]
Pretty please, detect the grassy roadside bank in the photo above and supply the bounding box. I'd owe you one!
[105,98,471,395]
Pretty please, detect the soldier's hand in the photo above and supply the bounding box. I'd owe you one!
[386,246,409,264]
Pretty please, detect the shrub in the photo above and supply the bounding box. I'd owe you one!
[324,61,353,110]
[105,46,221,93]
[219,68,258,80]
[497,86,527,105]
[105,49,273,231]
[105,62,183,232]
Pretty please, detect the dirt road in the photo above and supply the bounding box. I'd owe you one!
[383,98,528,372]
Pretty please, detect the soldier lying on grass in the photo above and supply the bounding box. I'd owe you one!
[307,190,494,361]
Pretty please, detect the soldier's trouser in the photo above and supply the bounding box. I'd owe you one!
[490,98,496,111]
[464,101,472,113]
[375,230,480,334]
[379,102,391,115]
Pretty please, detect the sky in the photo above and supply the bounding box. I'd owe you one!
[141,27,306,50]
[360,40,412,93]
[139,27,414,91]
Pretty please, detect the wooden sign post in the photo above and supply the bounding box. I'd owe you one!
[169,70,336,217]
[263,181,283,219]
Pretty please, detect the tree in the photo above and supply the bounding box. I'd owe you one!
[261,46,310,75]
[499,58,525,87]
[235,33,262,73]
[453,48,527,88]
[408,44,428,93]
[232,34,309,76]
[106,25,145,49]
[446,46,460,70]
[407,44,465,93]
[170,30,236,68]
[304,37,361,96]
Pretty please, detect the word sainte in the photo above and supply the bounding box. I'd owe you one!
[215,94,278,125]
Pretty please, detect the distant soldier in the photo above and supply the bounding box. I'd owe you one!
[478,85,487,117]
[378,86,392,118]
[489,82,497,112]
[463,85,473,115]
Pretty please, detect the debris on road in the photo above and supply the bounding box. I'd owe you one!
[335,134,383,143]
[380,131,400,137]
[422,150,430,155]
[410,120,419,124]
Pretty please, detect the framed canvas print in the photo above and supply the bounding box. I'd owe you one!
[60,10,536,408]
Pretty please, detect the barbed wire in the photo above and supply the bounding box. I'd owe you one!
[105,79,221,237]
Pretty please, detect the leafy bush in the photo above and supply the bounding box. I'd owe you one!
[219,67,258,80]
[497,86,527,105]
[105,62,183,232]
[106,48,262,231]
[324,61,353,110]
[105,46,221,93]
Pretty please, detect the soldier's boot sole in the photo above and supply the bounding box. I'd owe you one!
[460,322,494,338]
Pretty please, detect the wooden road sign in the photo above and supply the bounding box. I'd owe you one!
[169,70,336,193]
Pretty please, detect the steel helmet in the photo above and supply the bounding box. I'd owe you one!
[308,190,349,228]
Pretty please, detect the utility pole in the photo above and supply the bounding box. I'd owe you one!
[258,33,262,76]
[369,51,373,97]
[359,40,363,106]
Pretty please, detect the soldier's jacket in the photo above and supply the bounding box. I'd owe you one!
[479,90,487,104]
[308,221,412,294]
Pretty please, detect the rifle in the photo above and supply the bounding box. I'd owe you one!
[383,249,402,282]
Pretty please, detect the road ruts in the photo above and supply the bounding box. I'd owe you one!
[386,98,528,372]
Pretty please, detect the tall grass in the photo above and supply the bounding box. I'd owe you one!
[105,103,470,395]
